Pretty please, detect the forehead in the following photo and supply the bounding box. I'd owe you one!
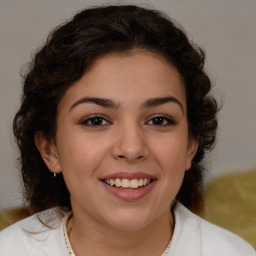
[59,49,186,111]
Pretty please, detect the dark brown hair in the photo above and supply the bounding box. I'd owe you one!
[13,5,218,214]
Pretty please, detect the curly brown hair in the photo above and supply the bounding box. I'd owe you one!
[13,5,218,214]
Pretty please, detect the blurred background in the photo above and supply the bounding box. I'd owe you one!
[0,0,255,247]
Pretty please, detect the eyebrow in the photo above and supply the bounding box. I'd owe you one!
[69,97,119,111]
[141,97,184,113]
[69,96,183,113]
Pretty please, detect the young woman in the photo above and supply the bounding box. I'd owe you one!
[0,5,255,256]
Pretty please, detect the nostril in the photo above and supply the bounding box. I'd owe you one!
[117,155,144,160]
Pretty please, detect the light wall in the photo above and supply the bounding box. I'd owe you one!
[0,0,255,209]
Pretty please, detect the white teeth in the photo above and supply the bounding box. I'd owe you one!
[130,179,139,188]
[104,178,151,189]
[122,179,130,188]
[115,178,122,187]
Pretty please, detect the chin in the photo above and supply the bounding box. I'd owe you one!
[109,219,150,231]
[102,209,157,231]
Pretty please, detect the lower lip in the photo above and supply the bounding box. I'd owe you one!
[101,181,156,201]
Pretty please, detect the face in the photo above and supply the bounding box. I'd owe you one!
[37,49,197,231]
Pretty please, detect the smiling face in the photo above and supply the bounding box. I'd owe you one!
[36,49,197,231]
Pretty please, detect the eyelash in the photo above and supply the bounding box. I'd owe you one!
[146,115,177,126]
[80,115,111,126]
[80,115,177,127]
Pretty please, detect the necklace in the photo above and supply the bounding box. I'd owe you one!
[63,212,76,256]
[63,212,171,256]
[161,240,171,256]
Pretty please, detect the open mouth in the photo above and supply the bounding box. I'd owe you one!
[100,175,157,200]
[102,178,153,190]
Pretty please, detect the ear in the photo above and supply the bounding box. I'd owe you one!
[185,137,198,171]
[34,134,61,174]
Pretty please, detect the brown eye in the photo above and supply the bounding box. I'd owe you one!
[80,116,110,126]
[147,116,177,126]
[90,118,103,125]
[152,117,165,125]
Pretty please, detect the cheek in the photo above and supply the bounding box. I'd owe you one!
[56,137,108,199]
[151,135,189,171]
[56,131,111,178]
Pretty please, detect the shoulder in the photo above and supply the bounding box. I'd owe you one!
[0,207,69,256]
[169,202,255,256]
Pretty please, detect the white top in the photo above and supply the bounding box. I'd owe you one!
[0,203,255,256]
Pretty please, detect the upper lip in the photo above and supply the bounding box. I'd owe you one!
[99,172,157,180]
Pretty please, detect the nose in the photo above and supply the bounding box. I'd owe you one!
[111,122,149,163]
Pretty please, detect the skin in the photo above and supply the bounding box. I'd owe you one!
[36,49,198,256]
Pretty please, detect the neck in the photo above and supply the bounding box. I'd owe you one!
[67,209,174,256]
